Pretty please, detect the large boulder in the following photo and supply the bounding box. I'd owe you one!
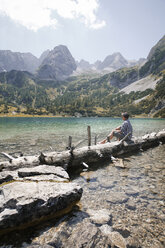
[0,181,82,233]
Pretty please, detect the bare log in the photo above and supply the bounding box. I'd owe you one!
[39,130,165,169]
[1,152,14,161]
[0,130,165,171]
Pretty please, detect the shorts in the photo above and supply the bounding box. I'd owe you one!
[113,131,125,141]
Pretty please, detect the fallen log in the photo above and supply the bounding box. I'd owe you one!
[0,130,165,171]
[39,130,165,169]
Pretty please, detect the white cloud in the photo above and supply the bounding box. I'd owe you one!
[0,0,106,31]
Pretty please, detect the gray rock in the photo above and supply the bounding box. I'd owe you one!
[100,226,126,248]
[107,192,129,204]
[48,218,111,248]
[99,224,113,235]
[0,181,82,232]
[87,209,112,225]
[23,174,68,182]
[0,171,18,184]
[18,165,69,179]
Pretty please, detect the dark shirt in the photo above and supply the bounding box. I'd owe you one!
[121,119,133,139]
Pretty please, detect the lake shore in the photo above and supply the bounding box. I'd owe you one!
[0,113,156,118]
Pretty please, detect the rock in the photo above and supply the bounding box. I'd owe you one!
[100,225,126,248]
[107,192,129,204]
[48,217,111,248]
[99,224,113,235]
[0,181,82,233]
[23,174,68,182]
[18,165,69,179]
[0,171,18,184]
[87,209,112,225]
[125,201,136,211]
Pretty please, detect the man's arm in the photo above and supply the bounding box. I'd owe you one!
[115,126,121,131]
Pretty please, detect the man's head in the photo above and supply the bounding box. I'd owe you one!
[122,112,129,120]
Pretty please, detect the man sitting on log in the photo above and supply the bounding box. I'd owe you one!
[100,112,133,144]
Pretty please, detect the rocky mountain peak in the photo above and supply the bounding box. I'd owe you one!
[37,45,77,80]
[98,52,128,70]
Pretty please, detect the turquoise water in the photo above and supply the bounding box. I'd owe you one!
[0,117,165,158]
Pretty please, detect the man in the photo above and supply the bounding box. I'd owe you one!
[100,112,133,144]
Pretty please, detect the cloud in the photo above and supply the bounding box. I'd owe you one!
[0,0,106,31]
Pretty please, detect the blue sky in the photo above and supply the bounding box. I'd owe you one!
[0,0,164,62]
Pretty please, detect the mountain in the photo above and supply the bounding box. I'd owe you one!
[76,54,145,74]
[37,45,77,80]
[39,49,50,64]
[0,50,39,73]
[140,35,165,77]
[97,52,128,71]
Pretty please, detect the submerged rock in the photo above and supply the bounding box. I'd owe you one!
[0,166,70,184]
[107,192,129,204]
[87,209,112,225]
[100,225,126,248]
[18,165,69,180]
[0,181,82,234]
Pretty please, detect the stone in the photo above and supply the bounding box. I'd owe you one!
[108,231,127,248]
[48,218,111,248]
[18,165,69,179]
[87,209,112,225]
[0,171,18,184]
[0,181,82,233]
[100,225,126,248]
[99,224,113,235]
[24,174,68,182]
[107,192,129,204]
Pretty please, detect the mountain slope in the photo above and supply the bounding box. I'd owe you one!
[140,35,165,76]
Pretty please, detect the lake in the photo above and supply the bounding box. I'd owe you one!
[0,117,165,247]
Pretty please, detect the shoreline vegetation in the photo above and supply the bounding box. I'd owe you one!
[0,113,163,118]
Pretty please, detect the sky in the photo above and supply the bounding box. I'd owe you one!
[0,0,164,63]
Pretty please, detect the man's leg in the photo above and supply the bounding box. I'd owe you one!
[100,130,114,144]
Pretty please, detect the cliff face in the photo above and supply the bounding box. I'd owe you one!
[37,45,77,80]
[0,50,39,73]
